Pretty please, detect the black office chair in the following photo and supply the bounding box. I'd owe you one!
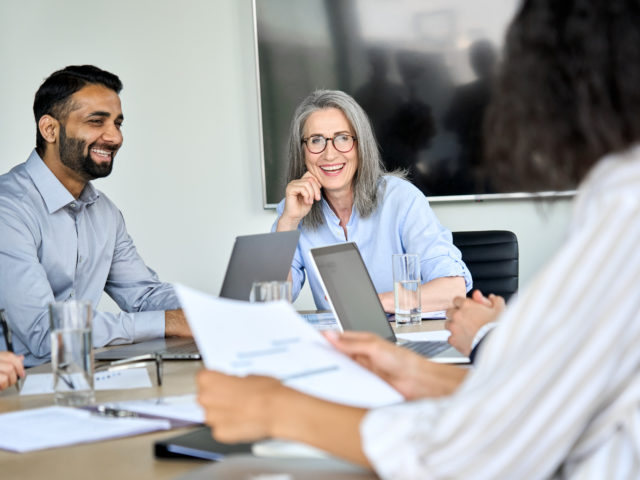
[452,230,519,302]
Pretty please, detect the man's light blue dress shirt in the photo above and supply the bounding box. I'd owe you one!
[274,175,472,309]
[0,151,178,366]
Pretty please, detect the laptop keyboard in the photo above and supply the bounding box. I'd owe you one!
[94,338,201,361]
[163,343,200,355]
[402,341,450,358]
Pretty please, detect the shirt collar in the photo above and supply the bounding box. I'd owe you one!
[24,149,99,214]
[321,197,357,227]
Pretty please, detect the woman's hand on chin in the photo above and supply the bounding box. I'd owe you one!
[277,172,322,231]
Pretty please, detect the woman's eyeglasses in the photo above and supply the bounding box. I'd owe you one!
[302,133,357,154]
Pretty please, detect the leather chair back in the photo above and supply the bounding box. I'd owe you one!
[452,230,519,302]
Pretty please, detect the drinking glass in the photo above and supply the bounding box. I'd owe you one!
[49,300,95,405]
[392,254,422,324]
[249,281,292,303]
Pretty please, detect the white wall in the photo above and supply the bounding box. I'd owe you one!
[0,0,572,310]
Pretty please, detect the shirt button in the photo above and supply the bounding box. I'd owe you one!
[70,203,77,208]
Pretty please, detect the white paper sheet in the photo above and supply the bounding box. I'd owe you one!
[300,312,339,331]
[102,394,205,423]
[174,284,403,408]
[0,406,170,453]
[19,368,152,396]
[252,439,329,459]
[422,310,447,319]
[396,330,451,342]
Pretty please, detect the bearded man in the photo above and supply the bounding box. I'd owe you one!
[0,65,191,367]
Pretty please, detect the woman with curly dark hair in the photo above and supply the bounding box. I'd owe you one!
[197,1,640,477]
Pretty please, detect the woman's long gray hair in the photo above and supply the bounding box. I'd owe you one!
[286,89,388,230]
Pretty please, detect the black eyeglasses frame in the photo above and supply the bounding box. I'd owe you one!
[301,134,357,154]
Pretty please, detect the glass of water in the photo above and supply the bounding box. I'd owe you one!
[392,254,422,324]
[49,300,95,405]
[249,281,292,303]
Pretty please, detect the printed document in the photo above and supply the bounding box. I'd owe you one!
[0,407,170,453]
[174,284,403,408]
[19,368,152,396]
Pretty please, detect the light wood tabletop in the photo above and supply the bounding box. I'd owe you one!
[0,358,207,480]
[0,319,447,480]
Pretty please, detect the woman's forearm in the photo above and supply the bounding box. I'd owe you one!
[405,361,468,399]
[379,276,467,313]
[420,276,467,311]
[269,385,373,468]
[266,363,466,466]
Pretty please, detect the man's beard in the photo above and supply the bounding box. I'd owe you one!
[59,125,115,180]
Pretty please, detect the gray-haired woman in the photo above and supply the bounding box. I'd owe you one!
[274,89,471,312]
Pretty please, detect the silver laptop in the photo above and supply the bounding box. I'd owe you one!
[219,230,300,300]
[309,242,468,363]
[95,231,301,361]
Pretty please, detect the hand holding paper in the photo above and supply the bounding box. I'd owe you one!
[174,284,402,408]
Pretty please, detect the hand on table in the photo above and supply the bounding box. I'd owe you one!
[0,351,25,391]
[445,290,505,356]
[377,292,395,313]
[164,309,192,337]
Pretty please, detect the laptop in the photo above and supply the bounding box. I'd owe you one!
[309,242,468,363]
[218,230,300,300]
[95,231,301,361]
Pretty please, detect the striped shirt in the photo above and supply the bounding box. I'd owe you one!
[361,145,640,479]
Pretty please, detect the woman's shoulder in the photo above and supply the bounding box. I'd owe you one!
[577,145,640,207]
[378,174,424,200]
[275,197,286,215]
[571,144,640,231]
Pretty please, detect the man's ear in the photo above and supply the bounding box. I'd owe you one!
[38,115,60,145]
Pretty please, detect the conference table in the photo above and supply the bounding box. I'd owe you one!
[0,319,446,480]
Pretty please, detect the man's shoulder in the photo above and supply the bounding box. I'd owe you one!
[0,160,29,189]
[92,188,126,222]
[0,163,34,212]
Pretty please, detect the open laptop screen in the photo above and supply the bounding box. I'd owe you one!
[310,243,396,342]
[219,230,300,300]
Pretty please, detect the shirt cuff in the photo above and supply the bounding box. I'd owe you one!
[132,310,166,342]
[360,400,443,479]
[426,259,473,292]
[471,322,498,351]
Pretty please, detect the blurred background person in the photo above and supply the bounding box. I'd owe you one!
[199,1,640,476]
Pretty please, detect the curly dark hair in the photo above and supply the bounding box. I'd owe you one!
[485,0,640,191]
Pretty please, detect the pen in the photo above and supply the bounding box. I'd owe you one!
[95,353,163,386]
[95,404,139,418]
[56,362,76,390]
[0,309,21,392]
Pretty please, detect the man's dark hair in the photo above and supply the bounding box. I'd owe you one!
[484,0,640,191]
[33,65,123,154]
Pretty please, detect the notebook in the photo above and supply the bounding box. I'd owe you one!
[154,426,329,461]
[154,426,253,460]
[309,242,468,363]
[95,231,301,361]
